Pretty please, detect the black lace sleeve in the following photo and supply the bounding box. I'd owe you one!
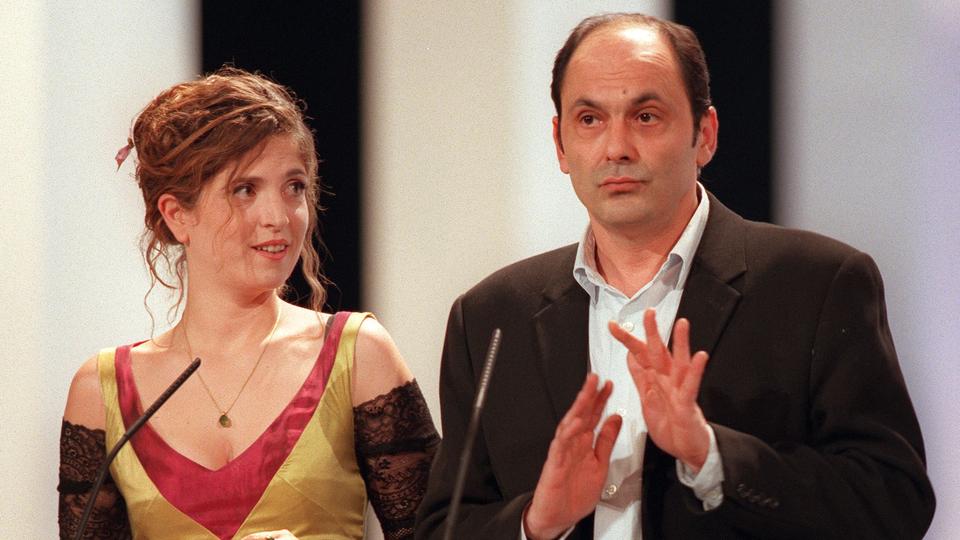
[58,420,132,540]
[354,380,440,540]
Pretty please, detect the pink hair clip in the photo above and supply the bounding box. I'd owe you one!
[115,137,134,170]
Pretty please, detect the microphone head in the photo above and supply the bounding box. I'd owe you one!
[475,328,500,409]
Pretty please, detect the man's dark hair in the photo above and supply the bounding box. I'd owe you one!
[551,13,712,138]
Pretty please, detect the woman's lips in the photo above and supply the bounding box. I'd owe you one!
[252,241,289,260]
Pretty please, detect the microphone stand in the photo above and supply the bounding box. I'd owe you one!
[74,358,201,540]
[443,328,501,540]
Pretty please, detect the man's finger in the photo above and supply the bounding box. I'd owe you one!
[550,415,587,468]
[590,380,614,426]
[594,414,623,465]
[626,353,647,392]
[642,309,669,372]
[673,318,692,363]
[608,320,645,352]
[680,351,710,401]
[565,372,600,421]
[609,320,655,373]
[669,358,689,389]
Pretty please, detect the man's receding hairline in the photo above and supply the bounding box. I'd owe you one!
[560,21,687,111]
[566,20,659,61]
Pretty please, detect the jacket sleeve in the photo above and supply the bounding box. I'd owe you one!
[706,251,935,539]
[415,296,534,540]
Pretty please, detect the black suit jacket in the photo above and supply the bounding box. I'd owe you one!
[416,194,935,539]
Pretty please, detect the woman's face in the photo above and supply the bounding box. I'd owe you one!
[181,134,310,298]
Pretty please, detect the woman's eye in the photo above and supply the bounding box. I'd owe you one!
[232,184,254,197]
[287,180,307,196]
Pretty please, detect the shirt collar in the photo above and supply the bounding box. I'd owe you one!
[573,183,711,299]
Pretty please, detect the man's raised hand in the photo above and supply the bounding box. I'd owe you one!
[523,373,622,540]
[608,309,710,472]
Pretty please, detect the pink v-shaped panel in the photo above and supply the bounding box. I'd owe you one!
[114,312,349,539]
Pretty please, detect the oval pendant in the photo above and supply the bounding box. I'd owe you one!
[218,414,232,428]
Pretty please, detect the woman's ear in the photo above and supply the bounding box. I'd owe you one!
[157,194,192,245]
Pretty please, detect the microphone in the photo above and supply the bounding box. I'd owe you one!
[443,328,501,540]
[74,357,201,540]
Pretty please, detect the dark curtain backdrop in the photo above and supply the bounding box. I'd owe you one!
[199,2,772,312]
[673,1,774,222]
[202,2,363,311]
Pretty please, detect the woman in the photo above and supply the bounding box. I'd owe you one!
[58,68,439,540]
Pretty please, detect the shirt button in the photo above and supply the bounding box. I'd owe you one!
[616,408,627,417]
[603,484,618,499]
[620,321,635,332]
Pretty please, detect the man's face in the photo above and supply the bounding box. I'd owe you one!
[553,25,717,237]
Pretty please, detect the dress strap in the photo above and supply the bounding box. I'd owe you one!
[337,311,373,377]
[95,348,123,448]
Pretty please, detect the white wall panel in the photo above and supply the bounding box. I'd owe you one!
[0,2,46,534]
[361,3,663,537]
[777,3,959,536]
[363,0,664,428]
[0,2,198,536]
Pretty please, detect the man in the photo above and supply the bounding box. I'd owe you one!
[416,13,934,539]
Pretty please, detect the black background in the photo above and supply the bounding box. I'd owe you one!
[202,2,363,311]
[674,1,773,222]
[202,2,773,307]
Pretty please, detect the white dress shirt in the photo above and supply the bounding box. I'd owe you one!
[519,185,723,540]
[572,185,723,538]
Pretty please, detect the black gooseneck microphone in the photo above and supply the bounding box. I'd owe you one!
[74,357,201,540]
[442,328,502,540]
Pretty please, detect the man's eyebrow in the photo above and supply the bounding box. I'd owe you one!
[569,92,663,110]
[571,97,602,110]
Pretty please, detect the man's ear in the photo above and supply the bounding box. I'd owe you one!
[157,193,192,245]
[553,116,570,174]
[695,106,719,168]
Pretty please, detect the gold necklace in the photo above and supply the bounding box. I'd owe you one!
[181,307,282,428]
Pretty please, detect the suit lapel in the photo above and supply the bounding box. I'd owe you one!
[641,194,748,537]
[532,247,591,422]
[675,193,747,356]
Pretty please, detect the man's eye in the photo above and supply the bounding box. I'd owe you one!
[638,112,656,123]
[579,114,597,126]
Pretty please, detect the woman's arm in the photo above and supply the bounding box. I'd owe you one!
[352,319,440,540]
[59,355,132,540]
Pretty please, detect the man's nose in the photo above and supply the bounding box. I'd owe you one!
[605,120,638,163]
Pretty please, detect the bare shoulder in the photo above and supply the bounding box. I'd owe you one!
[352,317,414,406]
[63,353,106,430]
[283,303,330,339]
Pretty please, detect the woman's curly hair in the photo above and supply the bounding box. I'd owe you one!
[130,67,328,319]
